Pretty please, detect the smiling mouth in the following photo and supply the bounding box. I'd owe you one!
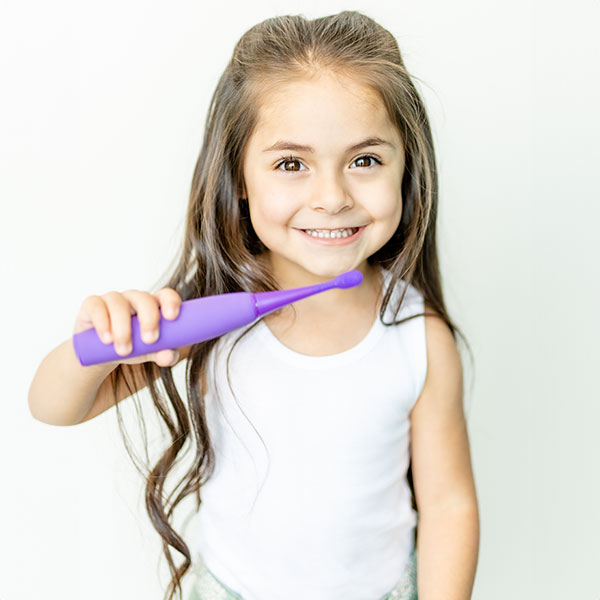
[299,226,361,239]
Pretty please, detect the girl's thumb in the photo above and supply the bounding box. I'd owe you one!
[151,348,179,367]
[166,350,179,366]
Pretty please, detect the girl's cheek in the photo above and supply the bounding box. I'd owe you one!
[250,200,291,229]
[266,194,302,217]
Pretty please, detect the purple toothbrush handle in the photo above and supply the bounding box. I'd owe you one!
[72,270,363,366]
[73,292,257,366]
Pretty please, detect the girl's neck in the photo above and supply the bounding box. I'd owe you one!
[259,261,385,356]
[261,259,385,329]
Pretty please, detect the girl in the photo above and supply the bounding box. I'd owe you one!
[28,10,479,600]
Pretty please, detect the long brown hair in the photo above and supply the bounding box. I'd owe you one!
[109,11,474,600]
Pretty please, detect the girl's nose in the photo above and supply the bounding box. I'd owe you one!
[309,173,353,214]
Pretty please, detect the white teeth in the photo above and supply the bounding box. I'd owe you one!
[303,227,358,239]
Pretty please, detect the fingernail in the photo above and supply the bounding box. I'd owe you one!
[143,330,157,343]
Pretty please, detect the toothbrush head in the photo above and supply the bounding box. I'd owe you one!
[332,270,363,289]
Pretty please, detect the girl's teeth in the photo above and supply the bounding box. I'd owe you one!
[303,227,358,239]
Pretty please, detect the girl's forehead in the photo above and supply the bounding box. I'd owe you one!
[250,74,397,148]
[257,72,383,116]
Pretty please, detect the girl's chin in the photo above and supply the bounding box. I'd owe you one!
[283,261,366,284]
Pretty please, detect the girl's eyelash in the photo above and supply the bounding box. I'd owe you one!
[274,154,383,171]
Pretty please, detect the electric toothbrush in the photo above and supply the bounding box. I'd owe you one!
[73,269,363,366]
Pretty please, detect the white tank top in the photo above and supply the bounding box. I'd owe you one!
[191,267,427,599]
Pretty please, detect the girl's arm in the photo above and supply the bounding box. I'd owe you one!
[28,339,191,426]
[28,338,120,426]
[409,306,480,600]
[77,343,192,424]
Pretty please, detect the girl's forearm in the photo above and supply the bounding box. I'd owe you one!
[416,504,480,600]
[28,338,117,426]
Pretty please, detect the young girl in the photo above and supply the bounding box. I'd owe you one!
[28,10,479,600]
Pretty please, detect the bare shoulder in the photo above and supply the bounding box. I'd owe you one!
[409,301,476,512]
[418,301,463,403]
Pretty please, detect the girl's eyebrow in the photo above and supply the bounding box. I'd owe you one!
[262,136,395,154]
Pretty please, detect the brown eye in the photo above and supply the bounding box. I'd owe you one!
[276,156,305,172]
[284,159,301,171]
[352,155,381,168]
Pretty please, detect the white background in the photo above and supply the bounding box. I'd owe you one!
[1,0,598,598]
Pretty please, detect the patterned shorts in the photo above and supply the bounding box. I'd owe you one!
[188,549,418,600]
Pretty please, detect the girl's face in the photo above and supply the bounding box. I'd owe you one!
[241,72,405,285]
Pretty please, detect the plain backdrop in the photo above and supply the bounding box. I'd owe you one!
[1,0,598,599]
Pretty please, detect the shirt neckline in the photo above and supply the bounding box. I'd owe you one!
[253,266,393,368]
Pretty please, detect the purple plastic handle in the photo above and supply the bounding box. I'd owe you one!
[72,269,363,366]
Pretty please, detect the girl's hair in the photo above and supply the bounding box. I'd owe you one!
[109,10,473,600]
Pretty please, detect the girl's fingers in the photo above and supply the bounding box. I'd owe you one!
[153,287,182,321]
[75,287,183,363]
[108,288,182,356]
[97,291,132,354]
[151,349,180,367]
[76,295,112,339]
[110,289,158,353]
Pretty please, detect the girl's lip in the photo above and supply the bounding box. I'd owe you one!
[296,225,366,245]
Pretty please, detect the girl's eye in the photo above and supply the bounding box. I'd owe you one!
[351,155,382,169]
[276,156,306,172]
[275,154,382,172]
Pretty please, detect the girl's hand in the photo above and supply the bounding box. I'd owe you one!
[73,287,182,367]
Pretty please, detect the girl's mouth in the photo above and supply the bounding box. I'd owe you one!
[296,225,366,245]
